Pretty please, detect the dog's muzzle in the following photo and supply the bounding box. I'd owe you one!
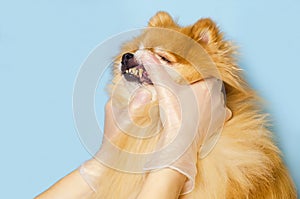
[121,53,152,84]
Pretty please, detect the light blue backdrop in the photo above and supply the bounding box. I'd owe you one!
[0,0,299,198]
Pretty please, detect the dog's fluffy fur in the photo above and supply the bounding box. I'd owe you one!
[96,12,296,198]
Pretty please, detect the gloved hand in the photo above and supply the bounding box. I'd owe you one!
[79,87,154,192]
[141,52,231,194]
[79,52,231,195]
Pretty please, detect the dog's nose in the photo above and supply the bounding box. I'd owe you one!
[122,53,134,64]
[121,53,138,73]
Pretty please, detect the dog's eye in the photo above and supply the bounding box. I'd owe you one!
[158,55,171,63]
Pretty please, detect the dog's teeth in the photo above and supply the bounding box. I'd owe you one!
[135,70,139,75]
[139,69,143,78]
[126,70,129,73]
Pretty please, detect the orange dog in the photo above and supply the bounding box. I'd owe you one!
[97,11,296,198]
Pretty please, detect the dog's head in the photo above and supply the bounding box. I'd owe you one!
[111,11,249,116]
[116,12,246,87]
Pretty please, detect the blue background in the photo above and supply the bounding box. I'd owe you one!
[0,0,299,198]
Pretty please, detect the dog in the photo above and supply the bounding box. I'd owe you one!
[96,11,297,198]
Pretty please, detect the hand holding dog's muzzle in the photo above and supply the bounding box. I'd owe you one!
[142,52,231,194]
[79,52,231,194]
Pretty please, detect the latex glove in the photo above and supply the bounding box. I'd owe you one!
[79,89,153,192]
[141,52,231,194]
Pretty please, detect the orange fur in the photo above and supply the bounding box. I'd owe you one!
[96,12,297,198]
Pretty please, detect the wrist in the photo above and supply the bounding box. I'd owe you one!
[79,158,106,192]
[138,168,186,199]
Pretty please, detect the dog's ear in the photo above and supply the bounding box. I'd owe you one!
[148,11,176,28]
[191,18,222,45]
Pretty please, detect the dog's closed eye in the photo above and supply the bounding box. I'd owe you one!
[158,54,171,63]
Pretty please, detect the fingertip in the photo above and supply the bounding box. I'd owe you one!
[225,107,232,121]
[141,54,174,83]
[129,88,152,111]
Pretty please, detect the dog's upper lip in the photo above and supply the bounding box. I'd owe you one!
[121,56,140,73]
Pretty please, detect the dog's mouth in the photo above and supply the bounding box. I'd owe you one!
[122,64,152,84]
[121,53,152,84]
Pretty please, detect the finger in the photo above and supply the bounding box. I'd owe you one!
[202,78,232,121]
[225,107,232,121]
[203,77,223,93]
[141,53,183,104]
[128,88,152,115]
[142,53,176,89]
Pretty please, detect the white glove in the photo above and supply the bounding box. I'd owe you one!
[141,52,230,194]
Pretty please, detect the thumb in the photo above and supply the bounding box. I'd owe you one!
[141,53,178,96]
[129,88,152,114]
